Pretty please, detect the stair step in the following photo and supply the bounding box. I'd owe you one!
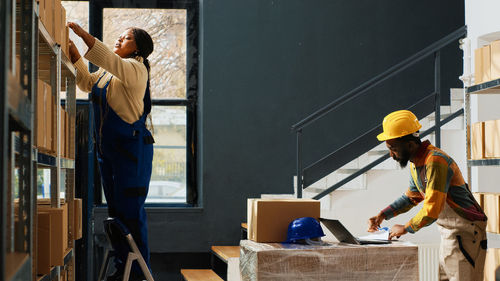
[211,246,240,263]
[181,269,223,281]
[336,168,360,174]
[366,150,387,156]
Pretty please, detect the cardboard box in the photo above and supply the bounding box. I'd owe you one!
[483,194,500,233]
[45,83,53,152]
[65,110,70,158]
[43,0,53,38]
[473,192,484,209]
[247,199,320,243]
[36,80,46,148]
[475,47,483,85]
[69,115,75,159]
[484,248,500,281]
[240,240,418,281]
[491,40,500,81]
[61,6,67,55]
[37,0,45,26]
[472,122,485,159]
[74,198,82,240]
[38,203,68,266]
[59,107,64,157]
[483,45,492,83]
[485,120,500,158]
[36,212,52,275]
[53,0,61,44]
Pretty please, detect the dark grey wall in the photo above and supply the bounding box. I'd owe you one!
[96,0,465,252]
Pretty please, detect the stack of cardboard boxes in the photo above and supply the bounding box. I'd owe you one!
[473,41,500,281]
[36,198,82,276]
[35,0,74,159]
[471,193,500,281]
[242,198,418,281]
[35,80,74,159]
[38,0,70,57]
[471,120,500,160]
[474,40,500,85]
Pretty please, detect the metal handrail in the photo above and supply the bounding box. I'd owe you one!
[294,26,467,198]
[312,108,464,200]
[302,92,435,187]
[291,26,466,132]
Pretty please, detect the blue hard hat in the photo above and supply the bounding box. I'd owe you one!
[284,217,325,243]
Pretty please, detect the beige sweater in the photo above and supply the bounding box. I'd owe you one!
[74,39,148,124]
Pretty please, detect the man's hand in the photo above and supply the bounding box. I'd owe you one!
[367,213,385,232]
[389,224,407,240]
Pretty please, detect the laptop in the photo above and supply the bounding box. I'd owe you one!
[319,218,391,245]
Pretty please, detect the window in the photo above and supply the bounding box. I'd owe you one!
[62,1,89,100]
[64,1,198,206]
[101,8,192,204]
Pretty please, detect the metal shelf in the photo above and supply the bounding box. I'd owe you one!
[64,248,73,265]
[7,74,31,130]
[35,151,75,169]
[35,249,73,281]
[5,253,29,281]
[468,158,500,167]
[37,151,57,167]
[466,78,500,94]
[38,18,76,90]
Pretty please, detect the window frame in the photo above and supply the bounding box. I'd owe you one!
[89,0,199,207]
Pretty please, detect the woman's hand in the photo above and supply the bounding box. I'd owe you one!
[67,22,86,38]
[67,22,95,50]
[68,40,81,64]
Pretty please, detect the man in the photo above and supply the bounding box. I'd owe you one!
[368,110,487,281]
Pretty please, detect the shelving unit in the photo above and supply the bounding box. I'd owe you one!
[1,0,77,280]
[465,77,500,279]
[465,77,500,185]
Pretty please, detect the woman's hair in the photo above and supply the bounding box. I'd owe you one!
[129,27,155,133]
[129,27,154,73]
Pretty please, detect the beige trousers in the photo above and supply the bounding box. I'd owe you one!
[437,203,487,281]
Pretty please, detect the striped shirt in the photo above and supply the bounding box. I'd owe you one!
[381,140,486,233]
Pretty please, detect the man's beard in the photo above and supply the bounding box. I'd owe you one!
[393,148,411,168]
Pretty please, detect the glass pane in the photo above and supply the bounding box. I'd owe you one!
[36,168,51,198]
[100,105,187,204]
[103,8,187,99]
[148,106,187,203]
[62,1,90,99]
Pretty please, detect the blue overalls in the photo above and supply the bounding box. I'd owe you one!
[91,72,154,275]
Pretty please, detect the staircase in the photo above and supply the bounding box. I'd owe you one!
[301,88,464,202]
[181,235,243,281]
[299,89,465,250]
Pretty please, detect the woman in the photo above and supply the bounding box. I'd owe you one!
[67,22,154,281]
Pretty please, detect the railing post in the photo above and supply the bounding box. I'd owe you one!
[434,51,441,147]
[296,130,303,198]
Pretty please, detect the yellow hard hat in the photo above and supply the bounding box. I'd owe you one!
[377,110,422,141]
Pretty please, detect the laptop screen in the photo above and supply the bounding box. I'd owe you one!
[319,218,359,244]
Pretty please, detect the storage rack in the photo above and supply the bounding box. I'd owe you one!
[465,77,500,247]
[465,78,500,175]
[1,0,77,280]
